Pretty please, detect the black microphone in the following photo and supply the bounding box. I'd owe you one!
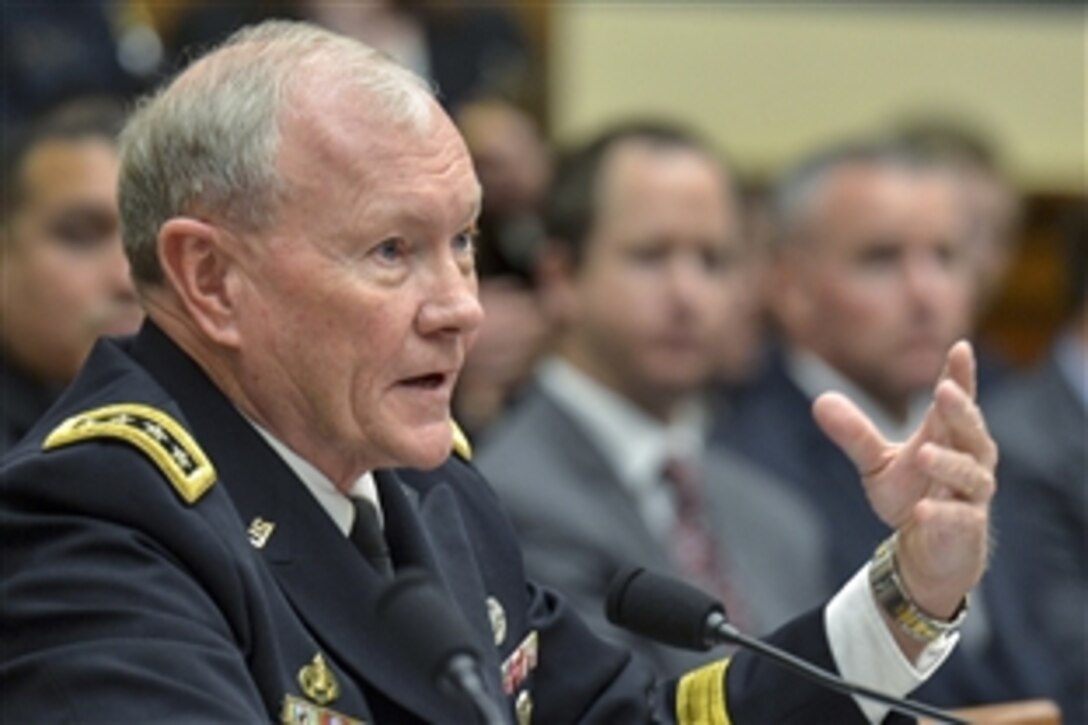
[374,569,506,725]
[605,566,966,725]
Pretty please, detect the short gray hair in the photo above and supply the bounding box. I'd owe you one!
[771,140,960,250]
[119,20,435,285]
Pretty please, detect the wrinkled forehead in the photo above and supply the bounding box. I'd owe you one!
[276,84,480,224]
[814,163,965,230]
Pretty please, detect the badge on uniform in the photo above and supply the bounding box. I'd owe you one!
[514,689,533,725]
[280,695,363,725]
[486,596,507,646]
[501,630,539,695]
[248,517,276,549]
[298,653,339,705]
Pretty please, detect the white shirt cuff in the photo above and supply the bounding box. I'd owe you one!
[825,564,959,723]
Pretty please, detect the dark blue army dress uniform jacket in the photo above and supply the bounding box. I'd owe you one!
[1,322,878,723]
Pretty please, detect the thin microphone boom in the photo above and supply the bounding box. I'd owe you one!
[606,566,966,725]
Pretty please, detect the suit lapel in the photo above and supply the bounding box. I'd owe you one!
[537,388,675,571]
[130,323,464,723]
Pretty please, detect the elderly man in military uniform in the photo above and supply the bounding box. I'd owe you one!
[1,21,996,724]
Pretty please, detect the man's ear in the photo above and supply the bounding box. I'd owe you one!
[157,218,244,347]
[534,239,580,326]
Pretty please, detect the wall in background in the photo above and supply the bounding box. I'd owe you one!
[550,4,1084,193]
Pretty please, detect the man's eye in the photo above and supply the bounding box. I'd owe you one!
[49,213,114,251]
[453,230,478,255]
[373,238,405,262]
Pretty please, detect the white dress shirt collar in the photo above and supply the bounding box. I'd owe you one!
[785,347,929,443]
[249,421,380,536]
[536,356,705,536]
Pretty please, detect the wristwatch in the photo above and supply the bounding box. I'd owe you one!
[869,534,968,644]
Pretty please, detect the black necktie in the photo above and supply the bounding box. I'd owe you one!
[349,497,394,577]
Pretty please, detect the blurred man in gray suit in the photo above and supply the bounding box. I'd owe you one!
[477,123,830,676]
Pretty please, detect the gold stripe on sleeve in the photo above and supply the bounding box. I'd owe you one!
[676,659,731,725]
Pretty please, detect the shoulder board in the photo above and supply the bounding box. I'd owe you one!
[450,419,473,462]
[43,403,216,505]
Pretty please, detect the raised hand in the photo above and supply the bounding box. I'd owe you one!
[812,340,996,621]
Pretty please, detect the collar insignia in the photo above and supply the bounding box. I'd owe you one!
[247,517,276,549]
[450,419,473,461]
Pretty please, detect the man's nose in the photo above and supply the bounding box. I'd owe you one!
[667,256,714,309]
[417,261,485,337]
[104,236,138,301]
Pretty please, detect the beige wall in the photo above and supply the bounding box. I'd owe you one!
[550,4,1085,192]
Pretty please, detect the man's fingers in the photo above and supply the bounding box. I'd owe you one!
[918,442,996,504]
[812,392,891,477]
[939,339,977,401]
[934,379,999,471]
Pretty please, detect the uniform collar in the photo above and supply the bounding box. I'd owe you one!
[785,347,929,442]
[250,423,380,535]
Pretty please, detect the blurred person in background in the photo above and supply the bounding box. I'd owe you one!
[712,140,1049,708]
[1,0,162,125]
[984,208,1087,723]
[477,122,830,676]
[167,0,533,113]
[893,119,1022,394]
[709,186,775,421]
[1,98,144,454]
[453,96,554,438]
[714,141,979,576]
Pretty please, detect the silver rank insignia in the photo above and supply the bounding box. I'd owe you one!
[486,596,507,646]
[298,653,340,706]
[280,694,362,725]
[247,517,276,549]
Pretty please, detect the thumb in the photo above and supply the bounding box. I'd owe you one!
[813,392,892,477]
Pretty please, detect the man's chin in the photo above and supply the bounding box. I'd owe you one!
[393,426,454,471]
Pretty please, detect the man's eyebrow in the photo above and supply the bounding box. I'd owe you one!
[462,193,483,227]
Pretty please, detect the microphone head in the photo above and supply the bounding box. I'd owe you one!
[373,569,482,684]
[605,566,726,651]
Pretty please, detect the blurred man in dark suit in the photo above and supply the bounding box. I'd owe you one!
[985,209,1087,722]
[712,141,1049,708]
[0,98,143,454]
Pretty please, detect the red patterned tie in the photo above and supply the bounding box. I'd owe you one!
[661,456,749,632]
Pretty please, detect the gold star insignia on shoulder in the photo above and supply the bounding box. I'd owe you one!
[43,403,216,505]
